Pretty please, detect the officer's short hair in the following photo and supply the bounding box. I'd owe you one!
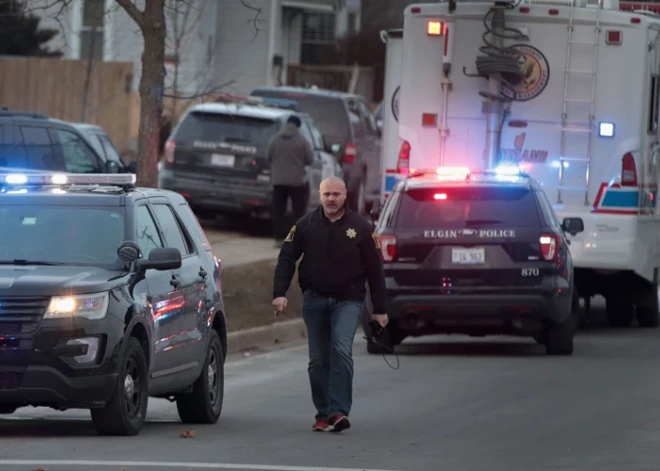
[287,115,301,128]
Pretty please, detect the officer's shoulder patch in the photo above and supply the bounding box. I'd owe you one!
[372,231,380,249]
[284,225,296,242]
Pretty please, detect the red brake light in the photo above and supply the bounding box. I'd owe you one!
[434,193,447,200]
[397,141,411,173]
[540,233,559,261]
[621,152,637,186]
[343,142,356,164]
[378,234,397,262]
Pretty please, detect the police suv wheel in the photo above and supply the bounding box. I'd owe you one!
[176,329,225,424]
[544,315,576,356]
[90,336,149,436]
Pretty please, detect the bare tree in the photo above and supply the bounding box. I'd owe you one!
[19,0,263,188]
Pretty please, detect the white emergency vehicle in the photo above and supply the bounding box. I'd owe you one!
[380,0,660,328]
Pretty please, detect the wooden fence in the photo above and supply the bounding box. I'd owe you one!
[0,57,135,153]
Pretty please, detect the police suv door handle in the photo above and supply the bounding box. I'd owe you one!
[199,267,207,279]
[170,276,181,288]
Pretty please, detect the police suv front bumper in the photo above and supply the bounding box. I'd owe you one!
[0,314,124,410]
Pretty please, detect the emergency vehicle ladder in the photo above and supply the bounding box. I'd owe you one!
[557,0,602,205]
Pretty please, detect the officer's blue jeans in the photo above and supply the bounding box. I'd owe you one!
[302,290,362,419]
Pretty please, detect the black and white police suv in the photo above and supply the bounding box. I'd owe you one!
[365,165,584,356]
[0,172,227,435]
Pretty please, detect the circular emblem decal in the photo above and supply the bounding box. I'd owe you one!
[501,45,550,102]
[391,86,400,122]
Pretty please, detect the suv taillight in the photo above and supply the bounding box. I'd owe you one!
[163,139,176,166]
[343,142,357,164]
[540,233,559,261]
[397,141,411,173]
[378,234,397,262]
[621,152,638,186]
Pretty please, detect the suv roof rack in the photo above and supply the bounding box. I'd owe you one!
[0,172,137,191]
[0,108,48,119]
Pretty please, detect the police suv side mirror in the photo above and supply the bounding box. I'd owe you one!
[561,217,584,236]
[106,161,120,173]
[136,247,182,272]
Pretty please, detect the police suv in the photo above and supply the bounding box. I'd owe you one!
[0,172,227,435]
[366,164,584,356]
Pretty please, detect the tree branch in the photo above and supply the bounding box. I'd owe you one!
[114,0,144,29]
[239,0,263,40]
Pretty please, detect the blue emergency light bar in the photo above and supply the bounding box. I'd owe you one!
[0,172,137,188]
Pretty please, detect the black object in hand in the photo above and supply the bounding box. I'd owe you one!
[368,319,384,337]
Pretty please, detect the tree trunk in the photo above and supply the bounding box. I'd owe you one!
[136,0,166,188]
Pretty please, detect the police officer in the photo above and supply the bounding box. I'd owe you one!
[272,176,388,433]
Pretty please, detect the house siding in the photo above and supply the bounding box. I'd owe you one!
[212,0,273,96]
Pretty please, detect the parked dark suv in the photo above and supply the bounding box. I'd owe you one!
[365,165,584,356]
[250,86,382,215]
[158,97,343,222]
[0,109,136,174]
[0,172,226,436]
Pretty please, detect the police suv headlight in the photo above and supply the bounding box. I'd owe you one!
[44,292,109,320]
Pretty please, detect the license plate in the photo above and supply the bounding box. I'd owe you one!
[211,154,235,167]
[451,247,485,265]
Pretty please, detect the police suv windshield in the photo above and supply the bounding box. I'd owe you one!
[0,205,125,267]
[396,186,541,229]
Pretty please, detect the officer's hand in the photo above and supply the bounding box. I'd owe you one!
[273,297,288,316]
[371,314,388,328]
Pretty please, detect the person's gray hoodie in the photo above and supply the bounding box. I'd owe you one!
[267,119,315,187]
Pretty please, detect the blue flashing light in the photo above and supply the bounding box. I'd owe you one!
[5,174,28,184]
[493,163,522,175]
[599,122,614,138]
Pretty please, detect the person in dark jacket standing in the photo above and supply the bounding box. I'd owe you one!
[267,115,315,247]
[272,176,388,433]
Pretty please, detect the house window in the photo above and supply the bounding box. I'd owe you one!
[301,12,336,64]
[80,0,104,61]
[348,12,356,35]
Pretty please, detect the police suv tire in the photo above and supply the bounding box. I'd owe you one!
[176,329,224,424]
[90,336,149,436]
[0,405,16,414]
[544,315,576,356]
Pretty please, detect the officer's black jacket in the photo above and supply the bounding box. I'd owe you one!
[272,205,387,313]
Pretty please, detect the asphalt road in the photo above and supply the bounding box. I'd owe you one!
[2,298,660,471]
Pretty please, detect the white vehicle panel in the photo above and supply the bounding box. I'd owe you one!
[391,1,660,288]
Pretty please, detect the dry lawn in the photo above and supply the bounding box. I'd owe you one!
[220,259,304,332]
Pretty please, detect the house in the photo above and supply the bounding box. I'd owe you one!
[30,0,361,98]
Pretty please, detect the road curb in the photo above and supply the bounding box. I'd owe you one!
[227,318,307,355]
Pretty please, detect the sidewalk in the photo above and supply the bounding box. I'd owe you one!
[212,236,281,268]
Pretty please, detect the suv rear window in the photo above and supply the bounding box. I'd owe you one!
[395,186,541,229]
[250,90,349,141]
[174,112,280,154]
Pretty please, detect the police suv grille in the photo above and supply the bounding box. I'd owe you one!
[0,297,50,334]
[0,370,24,390]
